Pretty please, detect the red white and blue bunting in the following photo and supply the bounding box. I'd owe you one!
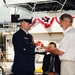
[38,16,54,28]
[32,16,75,28]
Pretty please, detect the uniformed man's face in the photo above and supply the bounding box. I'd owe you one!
[21,21,32,31]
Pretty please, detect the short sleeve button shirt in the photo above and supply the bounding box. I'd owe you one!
[58,26,75,61]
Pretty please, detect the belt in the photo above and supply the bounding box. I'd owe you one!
[61,60,75,62]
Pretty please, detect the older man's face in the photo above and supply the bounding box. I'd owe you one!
[59,20,64,28]
[59,20,68,30]
[59,19,72,30]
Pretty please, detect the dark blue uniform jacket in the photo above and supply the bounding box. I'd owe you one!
[12,28,36,72]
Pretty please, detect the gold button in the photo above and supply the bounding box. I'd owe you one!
[23,48,26,51]
[23,59,25,60]
[26,42,28,43]
[30,42,33,44]
[31,46,32,48]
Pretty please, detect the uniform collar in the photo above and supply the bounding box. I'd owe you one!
[63,26,73,34]
[21,28,29,34]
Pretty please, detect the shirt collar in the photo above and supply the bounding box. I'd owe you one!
[63,26,73,34]
[21,28,29,34]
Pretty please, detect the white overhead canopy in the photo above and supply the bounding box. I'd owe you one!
[0,0,4,7]
[6,0,50,4]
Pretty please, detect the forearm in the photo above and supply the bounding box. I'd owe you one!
[42,45,48,49]
[45,48,64,55]
[51,49,64,55]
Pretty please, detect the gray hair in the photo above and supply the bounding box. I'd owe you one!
[59,13,73,23]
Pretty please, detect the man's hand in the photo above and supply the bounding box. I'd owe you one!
[45,44,56,52]
[35,41,46,52]
[35,41,43,47]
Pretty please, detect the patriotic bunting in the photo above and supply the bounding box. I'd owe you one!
[32,16,75,28]
[38,17,54,28]
[54,17,60,24]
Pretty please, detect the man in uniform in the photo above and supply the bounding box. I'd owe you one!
[11,18,36,75]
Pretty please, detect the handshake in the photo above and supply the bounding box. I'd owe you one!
[35,41,43,47]
[35,41,56,52]
[35,41,46,52]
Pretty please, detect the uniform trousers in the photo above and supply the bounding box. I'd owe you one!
[10,71,34,75]
[61,60,75,75]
